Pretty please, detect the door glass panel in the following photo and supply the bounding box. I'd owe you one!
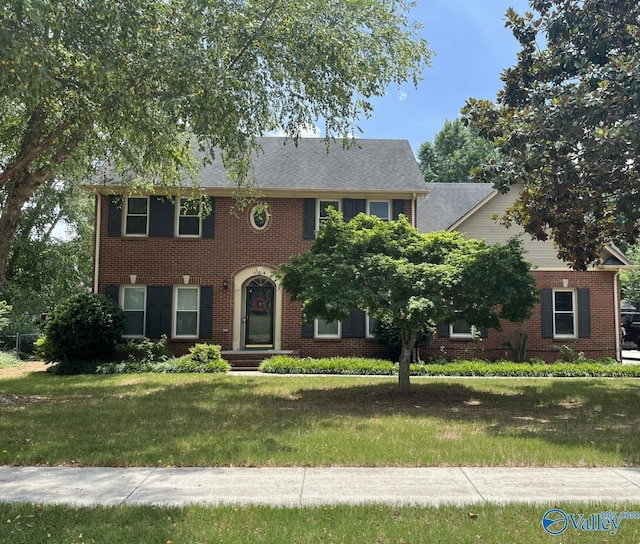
[245,278,274,347]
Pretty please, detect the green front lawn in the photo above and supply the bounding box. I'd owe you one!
[1,373,639,467]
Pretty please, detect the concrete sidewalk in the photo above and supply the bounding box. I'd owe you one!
[1,466,640,507]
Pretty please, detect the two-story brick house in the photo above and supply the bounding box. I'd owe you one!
[88,138,427,363]
[88,138,633,364]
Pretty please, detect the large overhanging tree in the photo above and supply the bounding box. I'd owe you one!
[0,0,430,295]
[279,210,537,392]
[462,0,640,270]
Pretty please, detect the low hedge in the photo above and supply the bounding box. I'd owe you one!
[259,355,640,378]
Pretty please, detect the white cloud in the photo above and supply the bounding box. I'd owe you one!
[398,91,409,102]
[267,124,321,138]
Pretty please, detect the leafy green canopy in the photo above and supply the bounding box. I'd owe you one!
[0,0,431,293]
[463,0,640,270]
[279,210,537,390]
[417,119,494,183]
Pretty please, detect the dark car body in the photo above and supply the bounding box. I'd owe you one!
[622,312,640,349]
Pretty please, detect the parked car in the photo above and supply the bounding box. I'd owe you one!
[622,312,640,349]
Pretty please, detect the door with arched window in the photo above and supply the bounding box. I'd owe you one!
[244,277,275,348]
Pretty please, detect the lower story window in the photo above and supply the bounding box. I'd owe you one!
[174,286,199,338]
[553,289,576,338]
[450,318,474,339]
[315,318,340,338]
[122,286,146,337]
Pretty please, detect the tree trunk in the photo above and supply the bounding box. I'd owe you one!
[398,327,417,393]
[0,172,44,295]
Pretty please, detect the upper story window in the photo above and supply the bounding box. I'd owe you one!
[121,286,146,337]
[174,286,199,338]
[177,198,202,237]
[368,200,390,221]
[553,289,576,338]
[125,197,149,236]
[315,318,341,338]
[317,200,340,232]
[250,204,270,230]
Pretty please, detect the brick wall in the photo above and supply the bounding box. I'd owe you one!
[97,194,411,358]
[420,270,620,362]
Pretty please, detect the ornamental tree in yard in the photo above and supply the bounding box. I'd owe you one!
[0,0,430,294]
[463,0,640,270]
[279,210,537,392]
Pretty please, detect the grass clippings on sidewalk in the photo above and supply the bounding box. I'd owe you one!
[1,373,639,467]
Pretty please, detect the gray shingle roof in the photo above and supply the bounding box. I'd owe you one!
[196,137,426,193]
[417,182,495,232]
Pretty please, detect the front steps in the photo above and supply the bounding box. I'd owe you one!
[222,350,295,371]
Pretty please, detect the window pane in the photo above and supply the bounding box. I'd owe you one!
[180,198,200,216]
[452,319,472,335]
[554,291,574,311]
[319,201,339,217]
[555,314,575,335]
[124,311,144,336]
[177,289,198,311]
[317,318,339,336]
[369,201,389,220]
[179,216,200,236]
[176,311,197,336]
[123,288,145,311]
[127,197,147,215]
[126,216,147,235]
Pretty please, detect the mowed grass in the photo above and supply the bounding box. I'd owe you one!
[1,502,640,544]
[1,372,639,467]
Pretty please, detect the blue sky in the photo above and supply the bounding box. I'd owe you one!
[356,0,531,153]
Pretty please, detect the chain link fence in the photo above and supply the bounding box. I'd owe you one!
[0,333,41,357]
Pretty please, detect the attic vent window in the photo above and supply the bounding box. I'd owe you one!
[250,204,270,230]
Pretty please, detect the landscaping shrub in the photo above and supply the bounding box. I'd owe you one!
[97,343,230,374]
[37,292,125,374]
[259,355,640,378]
[115,336,172,365]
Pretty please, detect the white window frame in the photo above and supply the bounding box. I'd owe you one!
[173,286,200,339]
[121,285,146,338]
[368,200,391,221]
[314,318,341,339]
[124,196,149,236]
[176,198,202,238]
[316,199,340,233]
[553,289,577,339]
[449,319,476,339]
[366,313,377,339]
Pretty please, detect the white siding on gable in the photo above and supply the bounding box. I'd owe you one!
[453,188,571,270]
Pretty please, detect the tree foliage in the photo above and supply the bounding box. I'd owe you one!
[417,119,494,183]
[279,210,537,391]
[463,0,640,269]
[2,179,94,333]
[0,0,431,293]
[622,244,640,310]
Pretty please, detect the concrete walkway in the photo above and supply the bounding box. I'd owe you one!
[2,466,640,507]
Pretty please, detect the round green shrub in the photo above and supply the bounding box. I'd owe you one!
[39,292,125,373]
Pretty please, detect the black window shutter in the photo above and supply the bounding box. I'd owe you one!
[149,197,174,237]
[578,288,591,338]
[107,196,122,237]
[146,286,172,338]
[342,309,366,338]
[303,199,316,239]
[541,288,554,338]
[301,315,314,338]
[202,197,215,239]
[437,322,450,337]
[199,286,213,338]
[392,199,405,220]
[342,199,366,221]
[105,285,119,303]
[480,328,489,338]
